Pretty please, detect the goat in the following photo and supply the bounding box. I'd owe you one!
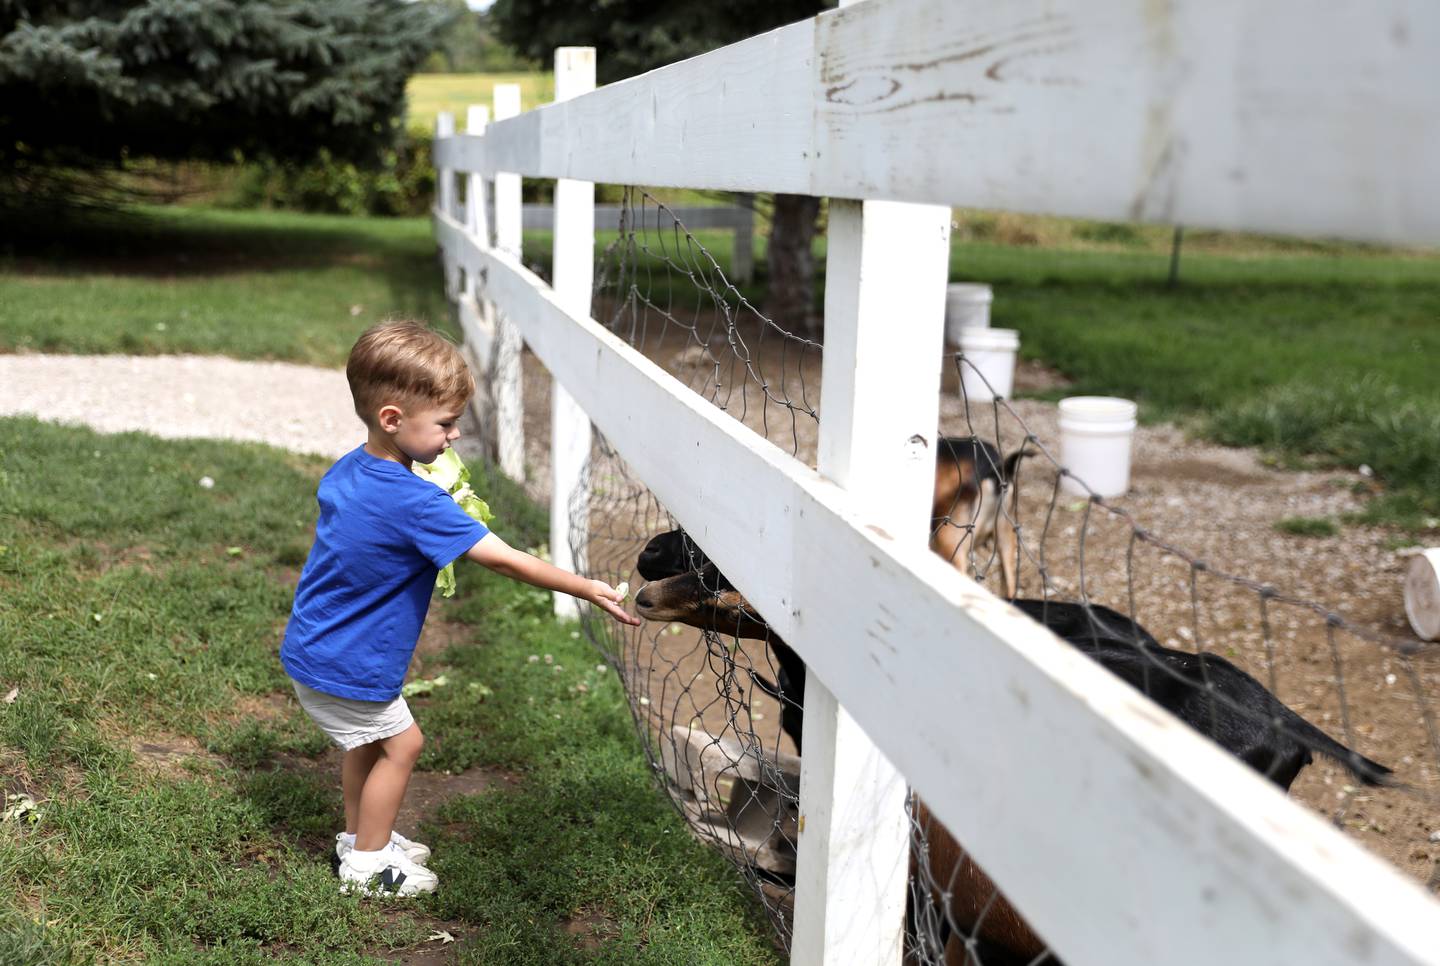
[636,530,1391,789]
[636,529,807,753]
[637,531,1045,961]
[931,437,1028,599]
[633,528,1393,964]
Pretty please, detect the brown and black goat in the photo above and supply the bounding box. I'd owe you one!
[634,529,1393,965]
[931,437,1028,599]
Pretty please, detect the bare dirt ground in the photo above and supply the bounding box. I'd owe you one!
[486,314,1440,900]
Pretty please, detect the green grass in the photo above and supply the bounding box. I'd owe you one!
[0,206,453,366]
[0,418,779,963]
[1273,516,1341,538]
[407,72,554,133]
[411,562,780,964]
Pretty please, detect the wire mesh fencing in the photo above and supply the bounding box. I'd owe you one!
[480,188,1440,964]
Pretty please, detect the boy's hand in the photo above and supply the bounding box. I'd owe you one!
[465,535,640,625]
[587,580,641,626]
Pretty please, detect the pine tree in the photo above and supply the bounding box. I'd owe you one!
[1,0,452,215]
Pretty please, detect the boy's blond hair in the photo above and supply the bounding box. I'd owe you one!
[346,320,474,425]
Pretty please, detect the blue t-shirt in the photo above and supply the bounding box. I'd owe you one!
[280,446,489,701]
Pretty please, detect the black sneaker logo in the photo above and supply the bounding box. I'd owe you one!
[377,867,407,893]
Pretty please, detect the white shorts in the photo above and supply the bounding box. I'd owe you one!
[291,680,415,751]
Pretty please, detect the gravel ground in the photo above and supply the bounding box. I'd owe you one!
[0,353,361,458]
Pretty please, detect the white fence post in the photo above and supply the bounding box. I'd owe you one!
[492,84,526,482]
[791,198,952,964]
[731,193,754,284]
[549,47,597,617]
[462,105,490,305]
[435,112,459,301]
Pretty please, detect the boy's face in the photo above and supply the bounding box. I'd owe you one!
[382,402,464,465]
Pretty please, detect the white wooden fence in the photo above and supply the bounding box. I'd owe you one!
[432,0,1440,962]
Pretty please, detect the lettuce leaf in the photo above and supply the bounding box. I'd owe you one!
[414,449,496,598]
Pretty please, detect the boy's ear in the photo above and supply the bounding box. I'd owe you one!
[377,404,404,434]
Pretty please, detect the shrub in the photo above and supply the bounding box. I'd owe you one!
[1075,221,1145,246]
[227,134,436,217]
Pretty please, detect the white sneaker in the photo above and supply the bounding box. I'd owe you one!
[334,830,432,867]
[338,843,438,898]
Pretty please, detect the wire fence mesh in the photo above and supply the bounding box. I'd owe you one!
[472,187,1440,964]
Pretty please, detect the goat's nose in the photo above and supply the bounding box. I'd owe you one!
[634,584,655,612]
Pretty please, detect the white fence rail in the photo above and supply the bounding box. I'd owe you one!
[433,0,1440,962]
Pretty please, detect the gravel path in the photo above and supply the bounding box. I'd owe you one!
[0,353,361,458]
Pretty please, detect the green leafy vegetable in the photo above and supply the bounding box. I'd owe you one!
[402,674,450,697]
[413,449,495,597]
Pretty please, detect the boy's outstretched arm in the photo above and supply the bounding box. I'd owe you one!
[463,534,641,626]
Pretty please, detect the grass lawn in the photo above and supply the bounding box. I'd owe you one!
[407,73,555,133]
[0,417,780,964]
[0,207,453,367]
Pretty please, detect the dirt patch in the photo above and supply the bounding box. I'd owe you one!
[128,733,225,780]
[0,746,35,795]
[395,767,508,842]
[561,906,621,951]
[1130,455,1276,489]
[373,911,470,965]
[230,691,293,723]
[96,543,158,575]
[409,618,475,677]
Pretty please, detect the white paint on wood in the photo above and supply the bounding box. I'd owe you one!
[432,0,1440,246]
[456,292,493,362]
[490,84,526,481]
[462,105,490,304]
[792,198,953,966]
[549,48,598,618]
[433,208,1440,965]
[434,112,459,300]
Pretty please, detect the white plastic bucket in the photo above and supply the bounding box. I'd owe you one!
[957,327,1019,403]
[1404,548,1440,641]
[945,283,993,343]
[1058,396,1138,498]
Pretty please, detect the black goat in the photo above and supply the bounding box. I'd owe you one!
[636,530,808,753]
[635,529,1396,965]
[635,529,1392,791]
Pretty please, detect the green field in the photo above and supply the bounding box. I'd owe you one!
[1,207,452,366]
[407,72,555,133]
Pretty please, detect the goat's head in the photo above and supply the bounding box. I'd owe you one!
[634,530,771,640]
[636,528,711,581]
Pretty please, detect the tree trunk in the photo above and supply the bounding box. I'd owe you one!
[765,193,822,334]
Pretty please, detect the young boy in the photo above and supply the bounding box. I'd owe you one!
[281,320,638,897]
